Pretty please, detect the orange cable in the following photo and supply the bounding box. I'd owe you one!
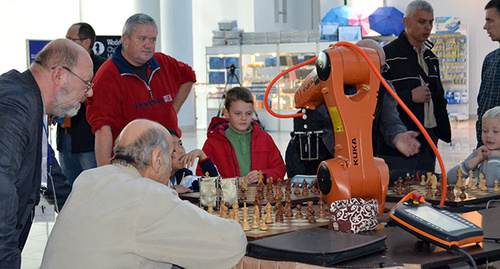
[264,42,447,207]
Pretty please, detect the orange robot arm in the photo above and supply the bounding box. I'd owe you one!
[295,45,389,214]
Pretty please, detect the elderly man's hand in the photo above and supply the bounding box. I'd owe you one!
[412,84,431,103]
[393,131,420,157]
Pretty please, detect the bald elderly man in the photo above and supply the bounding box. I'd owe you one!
[0,39,93,268]
[41,119,247,269]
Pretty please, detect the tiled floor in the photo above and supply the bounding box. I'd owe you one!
[21,118,478,268]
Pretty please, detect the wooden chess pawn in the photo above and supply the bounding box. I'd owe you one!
[251,214,260,229]
[295,204,303,218]
[494,180,500,192]
[420,175,427,186]
[310,181,318,194]
[459,186,467,199]
[240,187,247,200]
[425,180,433,197]
[294,182,301,195]
[260,220,269,231]
[241,215,251,231]
[470,179,478,191]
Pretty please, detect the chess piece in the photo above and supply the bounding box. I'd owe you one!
[302,180,309,196]
[494,180,500,192]
[275,203,284,222]
[430,174,437,189]
[307,205,316,223]
[318,197,326,218]
[265,203,274,224]
[397,177,404,195]
[232,203,240,222]
[241,176,248,190]
[241,216,251,231]
[229,210,235,220]
[310,181,318,194]
[253,204,260,220]
[420,175,426,186]
[251,214,260,229]
[240,187,247,200]
[470,179,478,191]
[284,196,293,217]
[479,173,488,191]
[242,203,249,221]
[207,203,214,215]
[426,172,432,185]
[257,171,264,185]
[294,182,301,195]
[295,204,303,218]
[219,202,229,218]
[435,182,442,197]
[459,186,467,199]
[260,220,269,231]
[425,180,433,197]
[447,185,456,200]
[457,166,463,186]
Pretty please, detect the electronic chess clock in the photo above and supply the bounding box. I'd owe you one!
[390,191,483,250]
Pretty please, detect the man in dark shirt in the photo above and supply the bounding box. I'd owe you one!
[57,22,107,184]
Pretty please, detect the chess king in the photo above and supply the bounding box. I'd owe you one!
[294,44,389,214]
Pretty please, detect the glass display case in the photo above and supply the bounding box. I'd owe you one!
[205,43,323,131]
[429,33,468,120]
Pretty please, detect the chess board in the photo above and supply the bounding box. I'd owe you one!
[386,183,500,207]
[180,185,321,207]
[213,204,331,242]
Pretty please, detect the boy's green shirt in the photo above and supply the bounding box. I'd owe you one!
[225,124,253,177]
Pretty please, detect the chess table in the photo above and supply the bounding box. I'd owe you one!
[386,183,500,207]
[179,185,321,207]
[241,204,331,241]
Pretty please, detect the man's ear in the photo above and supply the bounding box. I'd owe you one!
[83,39,92,52]
[403,17,410,28]
[151,147,163,173]
[51,66,64,86]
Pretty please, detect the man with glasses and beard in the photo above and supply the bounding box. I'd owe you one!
[0,39,93,268]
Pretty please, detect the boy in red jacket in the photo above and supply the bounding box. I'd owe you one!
[198,87,286,183]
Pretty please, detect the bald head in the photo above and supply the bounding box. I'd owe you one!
[111,119,173,184]
[32,39,92,71]
[356,39,386,68]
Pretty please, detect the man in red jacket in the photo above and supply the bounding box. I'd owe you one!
[86,13,196,166]
[198,87,286,183]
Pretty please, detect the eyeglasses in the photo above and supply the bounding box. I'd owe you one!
[381,63,390,73]
[66,37,88,42]
[52,66,93,94]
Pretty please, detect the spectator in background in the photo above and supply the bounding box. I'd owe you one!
[86,13,196,166]
[199,87,286,183]
[382,0,451,173]
[57,22,107,184]
[476,0,500,147]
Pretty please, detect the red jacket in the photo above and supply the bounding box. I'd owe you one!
[86,44,196,142]
[198,117,286,180]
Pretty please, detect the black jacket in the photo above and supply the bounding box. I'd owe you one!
[381,31,451,157]
[0,70,71,268]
